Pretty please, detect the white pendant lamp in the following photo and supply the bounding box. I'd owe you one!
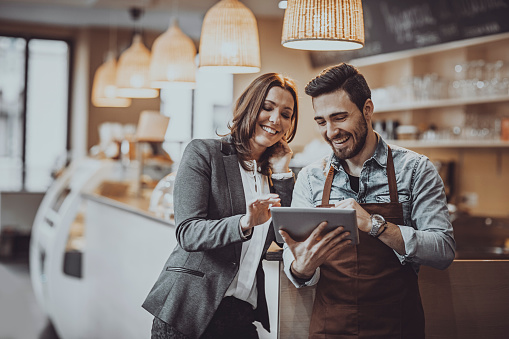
[150,19,197,89]
[116,33,159,98]
[199,0,260,74]
[91,51,132,107]
[282,0,365,51]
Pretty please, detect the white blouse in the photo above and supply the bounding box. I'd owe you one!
[224,161,271,309]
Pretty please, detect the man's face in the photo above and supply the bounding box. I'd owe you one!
[313,90,368,160]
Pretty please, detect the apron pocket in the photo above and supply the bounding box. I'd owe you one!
[319,304,359,336]
[358,303,401,338]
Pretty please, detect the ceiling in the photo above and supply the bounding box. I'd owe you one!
[0,0,286,39]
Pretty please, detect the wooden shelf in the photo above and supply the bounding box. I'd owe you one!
[388,139,509,149]
[349,32,509,68]
[375,94,509,113]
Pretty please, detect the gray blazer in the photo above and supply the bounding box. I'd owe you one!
[142,136,294,339]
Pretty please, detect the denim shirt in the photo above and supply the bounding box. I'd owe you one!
[283,136,456,287]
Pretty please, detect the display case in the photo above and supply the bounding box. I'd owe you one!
[29,158,128,337]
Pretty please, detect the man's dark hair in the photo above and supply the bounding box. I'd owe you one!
[305,63,371,113]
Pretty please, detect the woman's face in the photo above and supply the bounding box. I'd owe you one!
[250,86,295,159]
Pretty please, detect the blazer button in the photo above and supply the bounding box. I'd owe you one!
[232,262,237,265]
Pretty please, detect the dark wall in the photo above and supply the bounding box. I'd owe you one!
[310,0,509,68]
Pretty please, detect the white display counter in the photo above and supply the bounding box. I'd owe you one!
[29,159,280,339]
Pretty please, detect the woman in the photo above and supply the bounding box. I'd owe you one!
[143,73,299,339]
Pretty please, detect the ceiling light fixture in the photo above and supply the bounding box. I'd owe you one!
[91,13,131,107]
[199,0,260,74]
[281,0,365,51]
[116,7,159,98]
[150,18,197,89]
[91,51,132,107]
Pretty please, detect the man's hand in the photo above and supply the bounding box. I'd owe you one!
[334,198,372,232]
[279,221,352,279]
[335,198,406,254]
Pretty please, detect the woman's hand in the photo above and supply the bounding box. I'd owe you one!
[269,137,293,174]
[240,193,281,232]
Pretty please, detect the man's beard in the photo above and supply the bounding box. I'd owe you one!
[327,115,368,160]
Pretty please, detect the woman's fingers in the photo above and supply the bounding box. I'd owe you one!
[248,194,280,208]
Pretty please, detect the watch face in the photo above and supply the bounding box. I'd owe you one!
[370,214,386,237]
[372,214,384,225]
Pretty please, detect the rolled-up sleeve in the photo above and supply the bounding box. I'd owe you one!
[282,242,320,288]
[397,156,456,270]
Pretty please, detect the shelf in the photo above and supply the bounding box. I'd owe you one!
[350,32,509,67]
[375,94,509,113]
[388,139,509,149]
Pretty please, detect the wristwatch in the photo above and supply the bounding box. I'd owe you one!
[369,214,387,237]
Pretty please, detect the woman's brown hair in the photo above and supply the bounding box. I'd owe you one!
[226,73,299,176]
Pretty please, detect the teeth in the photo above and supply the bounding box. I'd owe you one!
[262,126,278,135]
[333,136,349,144]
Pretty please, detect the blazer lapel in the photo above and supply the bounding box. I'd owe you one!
[222,154,246,216]
[221,137,246,262]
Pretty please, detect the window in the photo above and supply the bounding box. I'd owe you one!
[0,36,71,191]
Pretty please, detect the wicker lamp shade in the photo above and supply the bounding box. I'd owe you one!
[282,0,365,51]
[91,52,132,107]
[199,0,260,73]
[116,34,159,98]
[150,20,197,89]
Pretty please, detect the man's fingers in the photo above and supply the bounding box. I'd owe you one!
[279,229,295,246]
[326,231,352,250]
[309,221,328,240]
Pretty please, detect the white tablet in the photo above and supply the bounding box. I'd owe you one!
[270,207,359,244]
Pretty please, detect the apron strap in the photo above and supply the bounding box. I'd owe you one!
[319,145,398,206]
[386,146,399,203]
[318,166,336,208]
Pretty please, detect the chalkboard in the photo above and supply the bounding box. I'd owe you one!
[310,0,509,68]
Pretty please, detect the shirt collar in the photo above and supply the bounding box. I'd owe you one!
[371,132,389,169]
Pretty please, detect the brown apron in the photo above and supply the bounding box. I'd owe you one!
[310,147,424,339]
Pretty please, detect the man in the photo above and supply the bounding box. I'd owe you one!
[280,63,455,338]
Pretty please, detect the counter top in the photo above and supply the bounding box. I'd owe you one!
[82,188,509,261]
[82,189,287,262]
[81,190,174,226]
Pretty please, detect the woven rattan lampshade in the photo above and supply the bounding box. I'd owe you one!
[116,34,159,98]
[150,19,197,89]
[199,0,260,73]
[91,52,132,107]
[282,0,365,51]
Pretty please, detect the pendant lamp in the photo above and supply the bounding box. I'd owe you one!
[199,0,260,74]
[92,51,131,107]
[282,0,365,51]
[150,19,197,89]
[116,8,159,99]
[116,33,159,98]
[91,13,131,108]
